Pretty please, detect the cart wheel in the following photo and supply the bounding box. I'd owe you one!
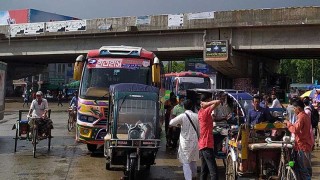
[226,153,236,180]
[67,114,74,132]
[48,129,52,151]
[14,124,18,152]
[33,128,38,158]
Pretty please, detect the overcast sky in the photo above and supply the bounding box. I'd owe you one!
[0,0,319,19]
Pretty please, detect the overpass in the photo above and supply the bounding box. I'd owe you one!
[0,6,320,87]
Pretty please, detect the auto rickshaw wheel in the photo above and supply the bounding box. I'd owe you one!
[87,144,97,152]
[14,125,18,152]
[226,153,236,180]
[128,158,137,180]
[106,159,111,170]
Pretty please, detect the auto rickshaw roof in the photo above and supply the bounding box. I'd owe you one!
[186,88,252,100]
[109,83,159,94]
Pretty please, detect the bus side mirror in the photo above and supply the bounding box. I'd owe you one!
[73,55,84,80]
[152,64,160,84]
[152,57,160,84]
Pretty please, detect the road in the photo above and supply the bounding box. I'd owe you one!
[0,108,320,179]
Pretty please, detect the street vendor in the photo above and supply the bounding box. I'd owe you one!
[284,99,313,180]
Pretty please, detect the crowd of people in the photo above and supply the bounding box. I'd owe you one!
[164,89,317,180]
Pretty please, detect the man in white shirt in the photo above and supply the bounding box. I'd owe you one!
[28,91,53,138]
[169,99,199,180]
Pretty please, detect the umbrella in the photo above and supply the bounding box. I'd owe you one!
[300,89,316,98]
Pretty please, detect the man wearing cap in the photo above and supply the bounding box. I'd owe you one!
[28,91,53,138]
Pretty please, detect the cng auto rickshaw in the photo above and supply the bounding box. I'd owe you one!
[104,83,160,180]
[186,88,253,166]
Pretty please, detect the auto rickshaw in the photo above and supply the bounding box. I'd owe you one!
[186,88,253,166]
[104,83,161,180]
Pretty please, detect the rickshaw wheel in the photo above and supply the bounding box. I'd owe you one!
[67,114,74,132]
[14,125,18,152]
[33,128,38,158]
[285,167,297,180]
[226,153,236,180]
[48,129,52,151]
[128,158,137,180]
[87,144,97,152]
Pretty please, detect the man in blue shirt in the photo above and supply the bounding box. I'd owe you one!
[69,91,78,108]
[248,95,273,125]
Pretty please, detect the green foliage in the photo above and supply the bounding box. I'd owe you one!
[279,59,320,83]
[164,61,185,73]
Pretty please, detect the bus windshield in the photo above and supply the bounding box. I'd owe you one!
[178,77,211,91]
[80,58,151,98]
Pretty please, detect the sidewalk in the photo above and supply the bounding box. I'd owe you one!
[5,101,70,112]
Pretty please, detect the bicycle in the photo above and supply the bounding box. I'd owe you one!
[265,136,297,180]
[28,116,52,158]
[67,106,77,132]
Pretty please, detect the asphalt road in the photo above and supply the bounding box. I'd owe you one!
[1,105,320,179]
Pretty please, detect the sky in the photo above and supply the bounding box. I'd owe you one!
[0,0,319,19]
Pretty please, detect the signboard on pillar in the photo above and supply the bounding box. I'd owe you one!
[204,40,228,61]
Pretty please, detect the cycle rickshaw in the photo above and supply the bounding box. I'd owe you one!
[225,121,297,179]
[104,83,161,180]
[13,109,52,158]
[67,105,77,131]
[186,88,253,166]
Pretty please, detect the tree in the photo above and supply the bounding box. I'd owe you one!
[279,59,320,83]
[164,61,185,73]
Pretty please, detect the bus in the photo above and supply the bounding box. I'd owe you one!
[73,46,161,152]
[164,71,211,97]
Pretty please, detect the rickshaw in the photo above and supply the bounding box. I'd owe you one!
[225,122,297,179]
[186,88,253,166]
[104,83,161,180]
[13,109,52,158]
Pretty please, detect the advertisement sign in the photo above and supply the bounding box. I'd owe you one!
[136,16,151,25]
[205,40,228,61]
[185,58,216,74]
[29,9,78,23]
[24,22,45,35]
[0,9,29,25]
[87,58,150,69]
[46,21,67,32]
[10,23,45,37]
[187,11,215,20]
[65,20,86,32]
[168,14,183,27]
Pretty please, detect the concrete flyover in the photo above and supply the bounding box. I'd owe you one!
[0,6,320,80]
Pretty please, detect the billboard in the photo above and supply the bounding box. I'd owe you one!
[204,40,228,61]
[10,23,45,37]
[0,9,28,25]
[29,9,78,23]
[0,9,78,25]
[185,58,216,74]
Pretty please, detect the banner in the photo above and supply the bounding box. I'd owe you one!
[168,14,183,27]
[205,40,228,61]
[65,20,86,32]
[10,23,45,37]
[46,21,67,32]
[187,11,215,20]
[136,16,151,25]
[24,22,44,35]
